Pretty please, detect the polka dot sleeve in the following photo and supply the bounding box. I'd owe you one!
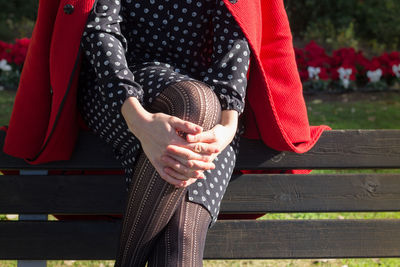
[81,0,144,112]
[202,0,250,115]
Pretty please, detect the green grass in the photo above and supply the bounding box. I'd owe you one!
[1,90,400,266]
[305,91,400,129]
[0,89,16,224]
[0,90,15,126]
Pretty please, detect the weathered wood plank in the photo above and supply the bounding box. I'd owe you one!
[0,175,126,214]
[206,219,400,259]
[1,130,400,170]
[2,173,400,214]
[1,220,400,260]
[223,173,400,213]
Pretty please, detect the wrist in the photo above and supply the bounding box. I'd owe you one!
[121,97,152,138]
[220,110,238,130]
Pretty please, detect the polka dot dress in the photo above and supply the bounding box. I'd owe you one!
[77,0,250,228]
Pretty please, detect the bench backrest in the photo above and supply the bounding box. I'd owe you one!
[1,129,400,260]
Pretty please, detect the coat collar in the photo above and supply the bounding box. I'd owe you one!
[222,0,262,55]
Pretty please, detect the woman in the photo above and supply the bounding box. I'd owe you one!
[2,0,331,266]
[78,0,250,265]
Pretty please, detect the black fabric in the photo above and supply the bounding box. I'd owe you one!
[80,0,250,114]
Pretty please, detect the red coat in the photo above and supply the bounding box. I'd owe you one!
[2,0,331,165]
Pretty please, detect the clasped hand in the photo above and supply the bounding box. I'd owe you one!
[163,121,237,187]
[121,97,238,188]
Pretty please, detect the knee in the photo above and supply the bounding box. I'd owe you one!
[150,80,221,131]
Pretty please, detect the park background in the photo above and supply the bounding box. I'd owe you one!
[1,0,400,266]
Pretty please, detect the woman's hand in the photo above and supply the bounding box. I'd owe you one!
[165,110,239,167]
[121,97,216,187]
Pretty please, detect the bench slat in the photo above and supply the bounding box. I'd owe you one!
[2,173,400,213]
[1,130,400,170]
[0,219,399,259]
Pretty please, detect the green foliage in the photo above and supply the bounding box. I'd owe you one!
[285,0,358,39]
[285,0,400,55]
[0,0,38,21]
[0,69,21,90]
[0,0,37,42]
[302,79,330,93]
[303,20,359,51]
[356,0,400,52]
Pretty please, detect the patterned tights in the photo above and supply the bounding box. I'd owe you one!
[114,80,221,267]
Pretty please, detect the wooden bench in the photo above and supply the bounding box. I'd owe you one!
[1,129,400,266]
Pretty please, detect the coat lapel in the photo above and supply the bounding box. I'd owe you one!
[222,0,262,55]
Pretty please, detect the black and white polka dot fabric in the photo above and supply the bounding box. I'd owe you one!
[77,0,250,228]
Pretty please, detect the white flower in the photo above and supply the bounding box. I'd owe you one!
[338,67,352,80]
[0,59,12,72]
[308,66,321,80]
[392,64,400,78]
[337,67,352,88]
[342,79,350,89]
[367,69,383,83]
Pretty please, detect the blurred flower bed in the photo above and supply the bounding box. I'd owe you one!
[0,38,29,90]
[296,41,400,94]
[1,38,400,94]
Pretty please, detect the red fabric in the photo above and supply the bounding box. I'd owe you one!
[1,0,331,221]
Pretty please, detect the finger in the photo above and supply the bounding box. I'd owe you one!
[166,145,212,162]
[159,169,188,187]
[169,116,203,135]
[187,159,216,171]
[186,130,217,143]
[184,142,220,155]
[183,178,198,187]
[164,167,205,181]
[161,156,205,177]
[164,154,215,172]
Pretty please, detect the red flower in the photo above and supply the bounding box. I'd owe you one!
[331,47,357,68]
[354,51,370,75]
[10,38,30,65]
[304,41,328,60]
[293,41,400,83]
[0,40,13,63]
[366,57,383,71]
[378,52,400,77]
[299,69,309,81]
[302,41,332,80]
[294,47,307,70]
